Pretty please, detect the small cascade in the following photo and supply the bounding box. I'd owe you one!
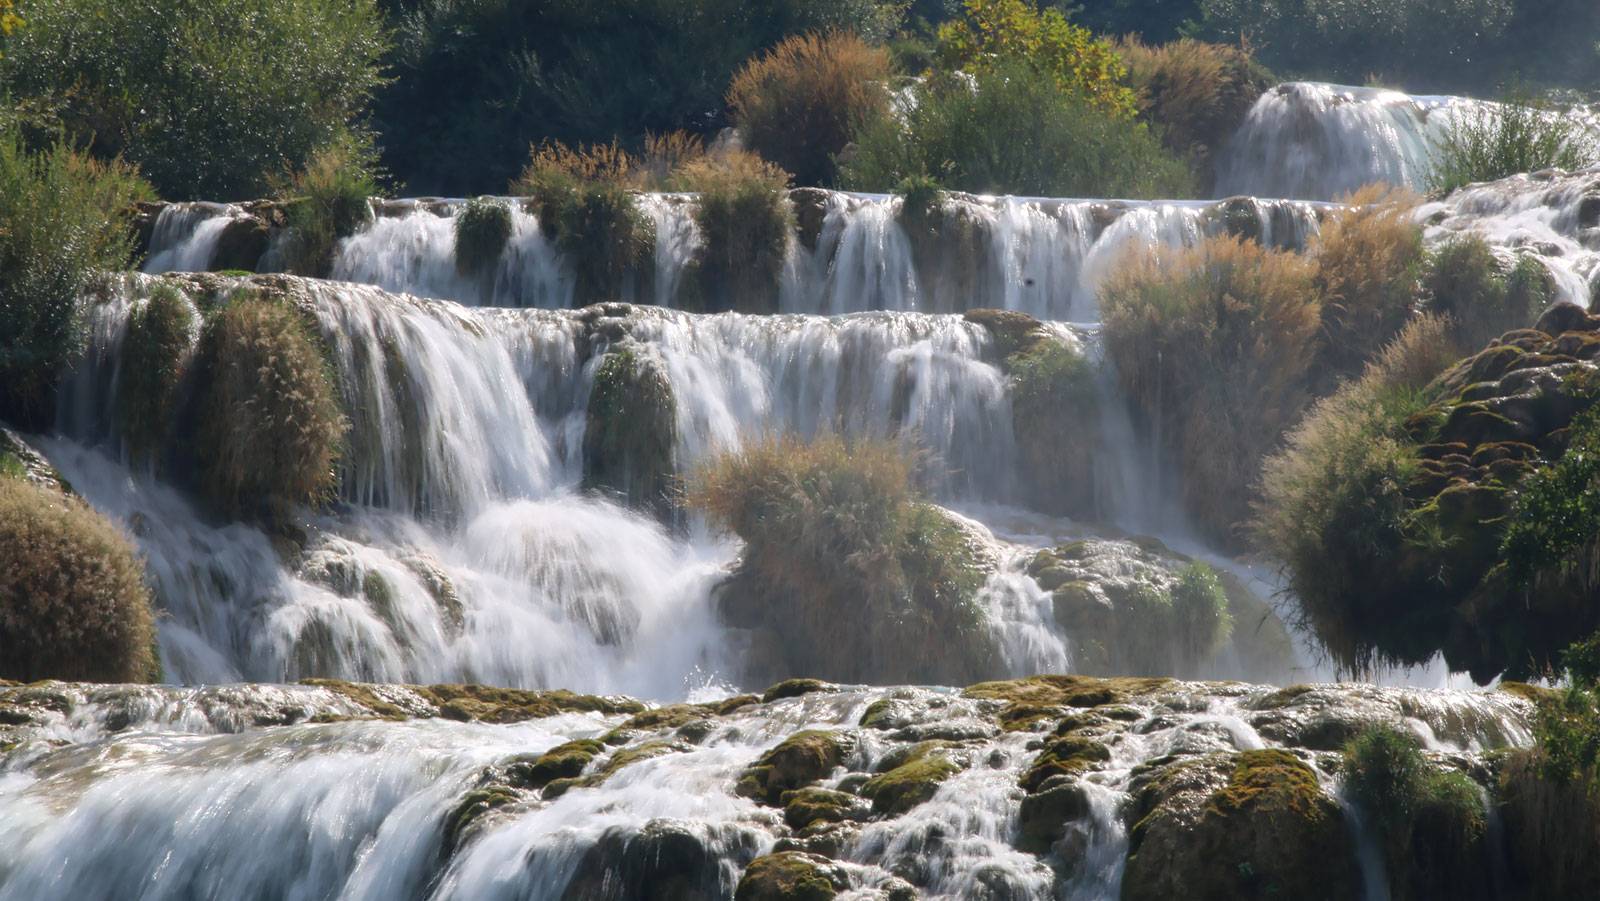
[782,193,919,314]
[142,202,243,274]
[1216,82,1486,200]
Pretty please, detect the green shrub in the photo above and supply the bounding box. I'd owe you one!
[1344,726,1489,901]
[934,0,1137,118]
[1423,235,1553,349]
[0,130,152,428]
[1117,37,1274,183]
[1,0,386,199]
[192,294,346,518]
[1428,92,1599,197]
[276,132,380,278]
[1252,316,1460,671]
[1008,339,1101,517]
[1500,670,1600,898]
[1311,186,1427,387]
[374,0,904,195]
[1102,235,1321,546]
[727,30,893,187]
[1501,404,1600,591]
[116,284,196,464]
[582,346,679,520]
[673,151,794,313]
[512,141,654,304]
[842,59,1192,198]
[454,197,513,275]
[0,476,158,682]
[1171,562,1233,664]
[688,433,996,685]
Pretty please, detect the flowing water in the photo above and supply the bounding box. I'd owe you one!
[8,78,1592,899]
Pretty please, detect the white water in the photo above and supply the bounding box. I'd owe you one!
[143,203,245,274]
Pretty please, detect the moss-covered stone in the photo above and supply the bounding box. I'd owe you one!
[781,787,868,830]
[736,730,855,805]
[581,345,678,521]
[860,741,963,816]
[735,851,846,901]
[116,284,196,464]
[1122,750,1360,901]
[762,679,838,704]
[453,197,513,275]
[523,738,605,787]
[1019,735,1111,792]
[300,679,644,723]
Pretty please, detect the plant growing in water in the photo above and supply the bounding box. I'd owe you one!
[1428,90,1599,196]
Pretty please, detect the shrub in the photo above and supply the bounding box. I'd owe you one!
[1311,186,1427,386]
[1007,338,1101,517]
[0,130,152,429]
[374,0,905,195]
[672,151,794,313]
[582,346,679,521]
[1171,562,1233,665]
[841,60,1192,198]
[192,294,346,518]
[454,197,513,276]
[687,433,997,685]
[1501,404,1600,592]
[512,140,654,304]
[1499,665,1600,898]
[727,31,893,187]
[1343,726,1489,901]
[275,133,380,278]
[1423,235,1553,349]
[116,284,197,464]
[1428,92,1599,197]
[1102,235,1321,545]
[1117,37,1273,181]
[0,476,158,682]
[1252,316,1460,671]
[1,0,386,199]
[935,0,1137,118]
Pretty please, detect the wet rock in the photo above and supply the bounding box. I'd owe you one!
[737,730,858,805]
[566,819,762,901]
[782,787,870,830]
[1017,778,1093,853]
[581,343,678,523]
[735,851,848,901]
[860,741,965,816]
[1122,750,1360,901]
[762,679,840,703]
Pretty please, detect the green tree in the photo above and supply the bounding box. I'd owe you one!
[936,0,1137,117]
[2,0,387,199]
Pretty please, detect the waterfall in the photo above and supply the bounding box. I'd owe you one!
[143,203,243,274]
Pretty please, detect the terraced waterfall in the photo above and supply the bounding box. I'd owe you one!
[4,82,1597,899]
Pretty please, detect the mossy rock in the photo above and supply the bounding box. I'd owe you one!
[781,787,869,830]
[581,345,678,521]
[762,679,839,703]
[301,679,643,722]
[522,738,605,788]
[965,675,1171,724]
[453,197,513,275]
[566,818,756,900]
[1019,735,1111,793]
[736,730,856,806]
[442,785,521,856]
[1122,750,1360,901]
[735,851,847,901]
[860,741,963,816]
[1017,778,1093,854]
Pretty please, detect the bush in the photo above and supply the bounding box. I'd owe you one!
[1343,726,1489,901]
[116,284,197,464]
[1423,235,1553,349]
[1171,562,1233,665]
[2,0,386,200]
[374,0,906,195]
[841,60,1192,198]
[1197,0,1516,92]
[727,31,893,187]
[1252,316,1460,671]
[1500,666,1600,898]
[1428,92,1599,196]
[1501,404,1600,592]
[688,433,997,685]
[935,0,1137,117]
[0,476,158,682]
[673,151,794,313]
[192,294,346,518]
[1102,235,1321,545]
[1007,338,1101,518]
[513,140,655,304]
[1311,186,1427,386]
[0,130,152,429]
[582,346,679,520]
[454,197,514,275]
[275,133,380,278]
[1117,37,1273,182]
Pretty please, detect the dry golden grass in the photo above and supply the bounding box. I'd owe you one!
[0,477,159,682]
[1117,37,1272,173]
[1311,185,1427,385]
[1102,235,1321,545]
[727,30,892,186]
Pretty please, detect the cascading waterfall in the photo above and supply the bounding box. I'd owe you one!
[143,203,245,275]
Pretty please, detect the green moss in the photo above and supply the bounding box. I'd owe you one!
[1020,734,1111,792]
[523,738,605,787]
[682,165,792,314]
[454,197,513,275]
[442,785,520,855]
[735,851,841,901]
[0,453,24,480]
[301,679,643,723]
[763,678,836,703]
[860,741,962,815]
[581,347,678,520]
[117,285,196,464]
[736,730,853,805]
[781,787,863,830]
[1007,338,1101,518]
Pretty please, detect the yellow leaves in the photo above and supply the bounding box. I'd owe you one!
[0,0,20,37]
[935,0,1136,118]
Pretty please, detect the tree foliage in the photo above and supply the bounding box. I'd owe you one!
[936,0,1137,117]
